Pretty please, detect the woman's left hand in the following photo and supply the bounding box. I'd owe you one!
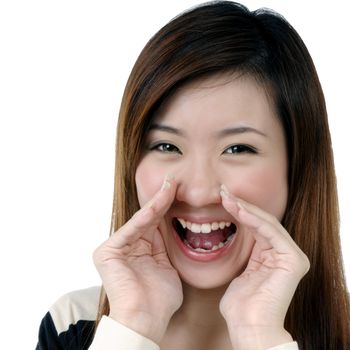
[219,186,310,350]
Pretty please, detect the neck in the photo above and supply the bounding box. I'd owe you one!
[162,281,232,350]
[173,281,229,328]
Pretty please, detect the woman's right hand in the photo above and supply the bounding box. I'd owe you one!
[93,175,183,344]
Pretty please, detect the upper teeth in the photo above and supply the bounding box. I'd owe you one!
[177,218,231,234]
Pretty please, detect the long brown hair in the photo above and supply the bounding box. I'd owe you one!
[96,2,350,348]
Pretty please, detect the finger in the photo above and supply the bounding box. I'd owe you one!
[237,204,309,277]
[220,184,282,226]
[220,185,296,252]
[109,174,177,249]
[140,174,177,216]
[220,186,309,276]
[238,205,291,252]
[151,229,171,265]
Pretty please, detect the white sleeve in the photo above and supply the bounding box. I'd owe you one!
[89,316,298,350]
[268,341,298,350]
[88,316,160,350]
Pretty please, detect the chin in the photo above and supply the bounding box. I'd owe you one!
[176,266,239,290]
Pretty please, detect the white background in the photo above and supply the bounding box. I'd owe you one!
[0,1,349,348]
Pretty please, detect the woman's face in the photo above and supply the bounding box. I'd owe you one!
[135,74,288,289]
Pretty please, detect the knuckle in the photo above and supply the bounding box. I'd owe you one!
[302,253,311,274]
[92,243,108,266]
[294,251,310,276]
[92,247,102,265]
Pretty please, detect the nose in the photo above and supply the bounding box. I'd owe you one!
[175,157,221,207]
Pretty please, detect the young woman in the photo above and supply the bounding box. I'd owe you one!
[36,1,350,349]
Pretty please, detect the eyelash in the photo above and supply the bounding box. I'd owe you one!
[223,144,257,155]
[149,142,257,155]
[149,142,182,154]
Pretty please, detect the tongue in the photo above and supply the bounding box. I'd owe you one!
[185,229,226,250]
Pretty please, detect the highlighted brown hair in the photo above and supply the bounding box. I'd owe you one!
[97,1,350,348]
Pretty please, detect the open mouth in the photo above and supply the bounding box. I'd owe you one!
[172,218,237,253]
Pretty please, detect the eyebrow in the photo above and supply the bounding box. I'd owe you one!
[149,123,267,138]
[149,123,185,136]
[216,126,268,138]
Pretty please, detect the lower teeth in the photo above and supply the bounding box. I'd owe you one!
[184,234,234,252]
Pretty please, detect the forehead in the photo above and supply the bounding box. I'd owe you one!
[152,73,278,130]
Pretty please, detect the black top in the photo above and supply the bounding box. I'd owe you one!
[36,286,100,350]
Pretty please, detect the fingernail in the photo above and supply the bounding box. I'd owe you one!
[220,184,243,204]
[161,181,170,191]
[220,184,231,198]
[165,173,175,182]
[161,173,174,191]
[237,201,246,211]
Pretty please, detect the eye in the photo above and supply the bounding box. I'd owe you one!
[223,144,257,155]
[150,142,182,154]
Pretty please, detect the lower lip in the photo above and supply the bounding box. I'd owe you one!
[172,226,237,262]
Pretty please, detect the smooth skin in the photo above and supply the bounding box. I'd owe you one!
[93,75,310,350]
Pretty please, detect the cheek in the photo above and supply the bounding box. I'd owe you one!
[135,157,167,206]
[226,163,288,220]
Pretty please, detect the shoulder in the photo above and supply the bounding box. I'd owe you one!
[36,286,101,350]
[49,285,101,334]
